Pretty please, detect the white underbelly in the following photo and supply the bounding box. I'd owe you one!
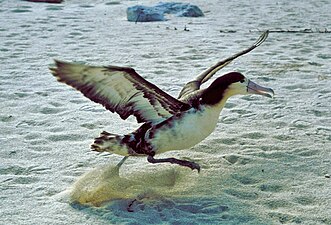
[150,106,222,154]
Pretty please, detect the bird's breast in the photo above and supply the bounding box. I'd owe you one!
[148,105,223,154]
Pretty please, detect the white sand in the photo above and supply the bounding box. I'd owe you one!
[1,0,330,224]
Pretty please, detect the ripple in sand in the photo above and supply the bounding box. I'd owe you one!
[80,123,99,130]
[0,115,15,122]
[241,132,266,140]
[221,116,239,124]
[153,70,167,75]
[39,107,64,115]
[264,199,293,209]
[0,165,49,176]
[224,189,259,200]
[231,174,259,185]
[268,212,302,224]
[46,133,84,142]
[11,176,40,185]
[11,8,32,13]
[219,137,237,145]
[79,105,104,112]
[24,132,42,141]
[79,4,94,8]
[16,119,49,128]
[105,1,121,5]
[317,53,331,59]
[307,109,327,117]
[224,102,237,109]
[45,6,63,11]
[293,196,316,206]
[292,148,318,157]
[290,119,312,129]
[259,183,283,192]
[0,48,9,52]
[68,31,83,37]
[272,134,294,141]
[230,109,252,115]
[223,155,252,165]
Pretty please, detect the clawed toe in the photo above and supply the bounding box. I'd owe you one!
[187,161,200,172]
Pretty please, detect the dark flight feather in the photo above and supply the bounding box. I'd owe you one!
[50,60,189,123]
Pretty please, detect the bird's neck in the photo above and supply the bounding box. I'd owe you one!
[200,86,232,109]
[210,95,230,114]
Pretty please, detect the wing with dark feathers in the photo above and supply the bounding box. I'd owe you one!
[178,30,269,103]
[50,60,189,123]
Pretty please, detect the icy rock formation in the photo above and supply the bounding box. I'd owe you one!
[127,5,165,22]
[155,2,204,17]
[127,2,204,22]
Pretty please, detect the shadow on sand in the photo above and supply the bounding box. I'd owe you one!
[68,162,266,224]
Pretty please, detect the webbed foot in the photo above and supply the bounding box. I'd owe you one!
[127,199,137,212]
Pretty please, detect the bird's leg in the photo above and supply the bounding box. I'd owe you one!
[116,156,129,168]
[147,154,200,172]
[112,156,129,176]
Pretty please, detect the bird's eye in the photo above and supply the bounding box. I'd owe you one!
[240,80,245,83]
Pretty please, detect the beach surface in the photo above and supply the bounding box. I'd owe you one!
[0,0,330,224]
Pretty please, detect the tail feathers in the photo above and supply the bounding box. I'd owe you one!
[91,131,129,156]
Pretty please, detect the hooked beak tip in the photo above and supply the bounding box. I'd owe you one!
[264,88,275,98]
[269,89,275,98]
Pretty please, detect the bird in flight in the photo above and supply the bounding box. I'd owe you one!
[50,31,273,172]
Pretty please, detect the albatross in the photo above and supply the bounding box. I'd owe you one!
[50,31,274,172]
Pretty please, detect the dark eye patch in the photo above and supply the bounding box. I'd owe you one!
[240,79,245,83]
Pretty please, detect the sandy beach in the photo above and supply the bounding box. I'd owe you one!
[1,0,330,224]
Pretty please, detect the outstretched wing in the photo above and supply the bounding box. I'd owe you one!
[50,60,189,123]
[178,30,269,103]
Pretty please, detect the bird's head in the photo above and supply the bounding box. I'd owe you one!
[200,72,274,105]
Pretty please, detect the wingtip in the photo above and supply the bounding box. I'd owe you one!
[49,59,61,71]
[49,59,71,80]
[254,30,269,47]
[264,29,269,39]
[49,60,58,75]
[52,59,68,68]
